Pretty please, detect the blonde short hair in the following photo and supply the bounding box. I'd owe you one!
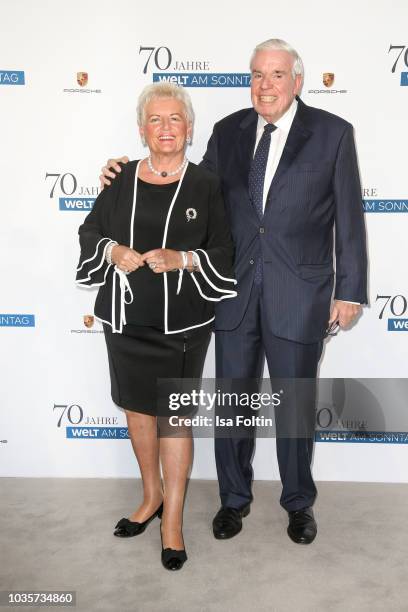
[136,82,195,128]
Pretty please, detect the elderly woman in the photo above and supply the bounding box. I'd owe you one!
[76,82,236,570]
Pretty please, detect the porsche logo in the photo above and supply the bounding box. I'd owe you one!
[83,315,94,328]
[323,72,335,88]
[77,72,88,87]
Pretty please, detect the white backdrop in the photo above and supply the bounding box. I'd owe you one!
[1,0,407,481]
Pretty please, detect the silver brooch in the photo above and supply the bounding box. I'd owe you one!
[186,208,197,222]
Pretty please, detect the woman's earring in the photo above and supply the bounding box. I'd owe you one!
[141,136,146,146]
[186,136,192,145]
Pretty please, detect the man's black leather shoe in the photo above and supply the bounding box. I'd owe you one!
[212,504,250,539]
[287,507,317,544]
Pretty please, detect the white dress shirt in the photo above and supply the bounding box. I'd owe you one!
[253,99,359,307]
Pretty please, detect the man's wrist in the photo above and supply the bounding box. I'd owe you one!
[336,300,361,305]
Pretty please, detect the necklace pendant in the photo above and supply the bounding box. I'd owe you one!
[147,156,188,178]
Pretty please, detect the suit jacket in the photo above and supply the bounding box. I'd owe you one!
[202,98,368,344]
[76,161,236,334]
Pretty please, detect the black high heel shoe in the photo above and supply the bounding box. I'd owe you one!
[113,503,163,537]
[160,525,187,571]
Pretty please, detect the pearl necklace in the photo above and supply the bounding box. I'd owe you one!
[147,156,188,178]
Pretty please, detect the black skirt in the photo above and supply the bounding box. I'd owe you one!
[103,323,212,416]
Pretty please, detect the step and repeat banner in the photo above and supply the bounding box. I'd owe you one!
[1,0,407,480]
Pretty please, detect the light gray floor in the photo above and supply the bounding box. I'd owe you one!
[1,479,407,612]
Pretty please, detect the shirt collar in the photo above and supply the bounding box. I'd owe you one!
[256,98,298,135]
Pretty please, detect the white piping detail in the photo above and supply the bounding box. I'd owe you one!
[76,263,112,287]
[176,268,184,295]
[129,161,142,249]
[161,162,190,333]
[76,237,111,272]
[94,315,112,327]
[111,267,134,333]
[164,316,215,334]
[190,273,237,302]
[193,252,237,296]
[112,268,117,330]
[161,164,189,249]
[76,238,113,283]
[195,248,237,284]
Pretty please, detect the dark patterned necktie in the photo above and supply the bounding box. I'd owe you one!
[248,123,277,283]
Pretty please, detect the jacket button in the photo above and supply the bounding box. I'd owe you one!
[259,227,265,234]
[249,259,254,265]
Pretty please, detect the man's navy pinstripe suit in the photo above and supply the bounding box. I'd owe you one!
[202,97,367,511]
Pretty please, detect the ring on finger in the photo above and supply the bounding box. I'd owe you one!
[149,262,157,270]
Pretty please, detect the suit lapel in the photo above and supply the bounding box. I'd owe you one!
[265,98,313,206]
[234,101,313,217]
[237,109,257,193]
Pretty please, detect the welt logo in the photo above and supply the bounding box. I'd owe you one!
[66,427,129,439]
[388,319,408,331]
[375,295,408,332]
[153,73,251,87]
[0,314,35,327]
[59,198,94,211]
[0,71,25,85]
[363,200,408,213]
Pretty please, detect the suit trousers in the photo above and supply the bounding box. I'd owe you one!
[215,281,323,512]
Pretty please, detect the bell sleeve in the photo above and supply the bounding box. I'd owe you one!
[190,179,237,301]
[75,173,120,287]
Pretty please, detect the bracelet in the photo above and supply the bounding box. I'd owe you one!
[105,241,118,265]
[189,251,200,272]
[180,251,188,270]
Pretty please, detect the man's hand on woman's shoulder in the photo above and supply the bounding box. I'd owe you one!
[99,156,129,189]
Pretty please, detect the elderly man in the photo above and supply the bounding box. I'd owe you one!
[100,38,367,545]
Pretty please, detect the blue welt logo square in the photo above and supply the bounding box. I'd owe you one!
[0,314,35,327]
[0,71,25,85]
[388,318,408,331]
[59,198,95,210]
[400,72,408,86]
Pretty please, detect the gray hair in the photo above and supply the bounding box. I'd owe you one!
[136,82,195,129]
[250,38,304,79]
